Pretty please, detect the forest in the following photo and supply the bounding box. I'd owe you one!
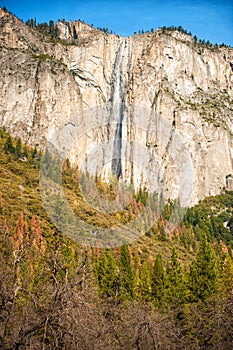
[0,129,233,349]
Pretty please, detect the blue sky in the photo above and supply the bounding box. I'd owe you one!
[1,0,233,45]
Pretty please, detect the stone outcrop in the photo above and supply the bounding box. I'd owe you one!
[0,7,232,205]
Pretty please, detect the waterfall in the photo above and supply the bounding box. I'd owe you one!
[111,38,125,178]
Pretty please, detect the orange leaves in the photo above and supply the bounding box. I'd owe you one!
[11,212,28,249]
[10,212,46,253]
[31,215,46,253]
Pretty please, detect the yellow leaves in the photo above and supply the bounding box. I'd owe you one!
[219,254,233,294]
[0,191,3,208]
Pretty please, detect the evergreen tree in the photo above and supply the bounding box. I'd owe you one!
[96,248,118,298]
[15,138,22,157]
[151,254,165,305]
[22,144,29,159]
[165,249,185,305]
[0,192,3,214]
[4,135,14,154]
[193,35,198,43]
[32,18,37,28]
[219,253,233,294]
[41,148,53,178]
[177,25,183,33]
[188,236,218,302]
[49,20,55,35]
[32,145,37,159]
[119,245,135,299]
[138,261,152,300]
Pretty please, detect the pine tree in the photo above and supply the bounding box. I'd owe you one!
[119,244,135,299]
[165,248,185,305]
[41,148,53,178]
[49,20,55,35]
[4,135,14,154]
[138,261,152,300]
[15,138,22,157]
[151,254,165,305]
[32,146,37,159]
[219,253,233,294]
[188,236,218,302]
[96,248,118,298]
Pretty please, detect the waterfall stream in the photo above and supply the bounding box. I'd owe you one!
[111,38,125,178]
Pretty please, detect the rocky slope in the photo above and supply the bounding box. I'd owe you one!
[0,7,232,205]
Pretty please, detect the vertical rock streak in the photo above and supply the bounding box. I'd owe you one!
[110,39,125,178]
[0,7,232,205]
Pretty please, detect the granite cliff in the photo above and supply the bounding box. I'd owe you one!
[0,8,232,205]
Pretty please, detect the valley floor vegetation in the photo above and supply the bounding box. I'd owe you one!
[0,130,233,349]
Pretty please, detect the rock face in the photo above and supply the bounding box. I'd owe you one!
[0,8,232,205]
